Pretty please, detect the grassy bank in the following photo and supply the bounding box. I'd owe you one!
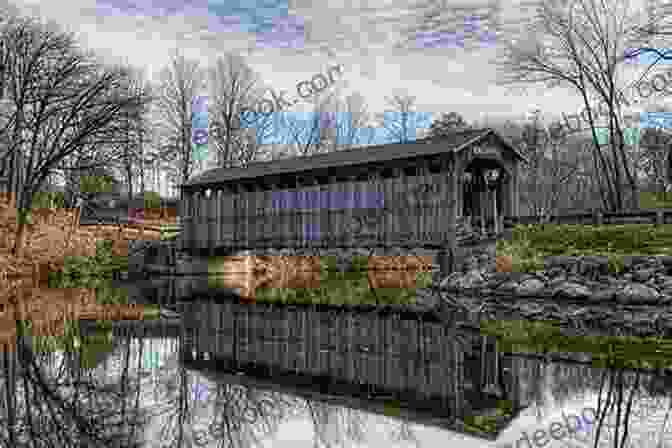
[496,223,672,273]
[481,319,672,370]
[207,254,435,306]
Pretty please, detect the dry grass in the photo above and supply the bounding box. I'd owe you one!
[0,192,177,279]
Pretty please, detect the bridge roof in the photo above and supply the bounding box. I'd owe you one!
[184,128,526,188]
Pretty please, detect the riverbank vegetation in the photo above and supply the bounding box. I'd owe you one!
[496,224,672,273]
[481,319,672,371]
[207,253,435,305]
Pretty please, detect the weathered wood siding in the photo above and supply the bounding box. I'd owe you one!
[183,159,457,250]
[182,301,468,401]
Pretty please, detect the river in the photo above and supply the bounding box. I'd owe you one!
[0,256,670,447]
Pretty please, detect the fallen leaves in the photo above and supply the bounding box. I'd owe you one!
[0,193,178,349]
[496,255,514,273]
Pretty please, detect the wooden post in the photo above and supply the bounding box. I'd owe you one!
[259,182,271,250]
[382,169,394,248]
[390,167,402,246]
[309,177,320,250]
[368,169,383,247]
[657,210,664,226]
[281,183,291,247]
[345,174,357,248]
[208,188,216,255]
[593,209,603,226]
[439,154,458,277]
[327,175,338,247]
[248,182,258,250]
[418,159,429,244]
[215,189,222,249]
[294,177,302,249]
[268,182,278,249]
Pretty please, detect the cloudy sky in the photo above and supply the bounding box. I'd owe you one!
[1,0,665,136]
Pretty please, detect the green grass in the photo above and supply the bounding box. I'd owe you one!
[497,223,672,272]
[463,400,514,434]
[481,319,672,370]
[640,191,672,209]
[207,255,434,306]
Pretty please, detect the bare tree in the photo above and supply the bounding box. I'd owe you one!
[495,0,653,211]
[428,112,473,137]
[278,105,334,158]
[0,14,151,257]
[322,92,375,151]
[118,66,154,201]
[518,112,583,218]
[374,93,419,144]
[155,49,205,195]
[207,53,267,168]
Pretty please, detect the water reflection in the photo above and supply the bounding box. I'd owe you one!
[1,268,672,446]
[194,254,433,304]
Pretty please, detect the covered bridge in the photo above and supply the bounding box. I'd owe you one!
[179,128,526,263]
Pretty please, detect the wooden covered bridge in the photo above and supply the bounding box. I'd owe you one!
[179,128,526,271]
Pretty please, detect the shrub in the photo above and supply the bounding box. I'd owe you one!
[144,191,161,210]
[497,223,672,273]
[640,191,672,209]
[32,191,65,209]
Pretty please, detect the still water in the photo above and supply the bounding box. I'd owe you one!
[1,261,672,447]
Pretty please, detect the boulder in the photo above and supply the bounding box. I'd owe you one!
[544,256,579,270]
[614,283,661,305]
[552,282,592,299]
[515,278,545,296]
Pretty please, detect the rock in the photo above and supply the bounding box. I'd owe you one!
[589,287,617,302]
[578,256,610,279]
[659,276,672,289]
[439,272,464,290]
[622,255,651,271]
[614,283,661,304]
[496,280,519,292]
[515,278,545,296]
[544,256,579,270]
[455,269,485,289]
[546,267,566,278]
[552,282,592,299]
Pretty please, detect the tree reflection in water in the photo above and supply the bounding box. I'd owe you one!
[0,334,147,447]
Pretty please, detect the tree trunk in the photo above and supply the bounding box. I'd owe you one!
[12,217,26,258]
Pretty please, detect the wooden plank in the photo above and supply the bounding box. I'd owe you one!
[298,183,307,248]
[232,186,240,249]
[220,188,232,249]
[261,185,272,248]
[208,191,216,251]
[190,193,199,251]
[327,176,337,246]
[393,168,405,244]
[268,185,278,246]
[382,174,393,246]
[432,171,443,244]
[418,161,428,242]
[199,193,208,250]
[306,179,317,249]
[242,186,251,248]
[219,302,233,357]
[215,189,222,248]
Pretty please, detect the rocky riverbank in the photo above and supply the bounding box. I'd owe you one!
[128,239,672,337]
[436,252,672,337]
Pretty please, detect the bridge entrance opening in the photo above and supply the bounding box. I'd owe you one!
[461,158,509,233]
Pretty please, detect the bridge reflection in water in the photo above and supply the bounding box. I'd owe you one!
[178,297,527,439]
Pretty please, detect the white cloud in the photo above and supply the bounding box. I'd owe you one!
[4,0,653,131]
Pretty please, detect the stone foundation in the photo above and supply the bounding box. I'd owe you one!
[439,254,672,305]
